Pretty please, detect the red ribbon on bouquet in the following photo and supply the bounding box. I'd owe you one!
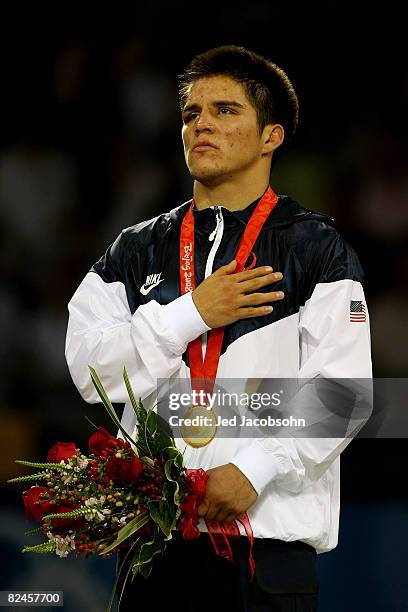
[178,468,255,577]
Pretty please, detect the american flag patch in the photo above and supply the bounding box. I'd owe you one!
[350,300,366,322]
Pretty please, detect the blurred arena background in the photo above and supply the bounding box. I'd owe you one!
[1,6,407,611]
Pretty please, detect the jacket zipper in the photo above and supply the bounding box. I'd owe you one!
[206,206,223,277]
[201,206,224,359]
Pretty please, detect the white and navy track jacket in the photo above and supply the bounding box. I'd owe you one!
[65,191,372,553]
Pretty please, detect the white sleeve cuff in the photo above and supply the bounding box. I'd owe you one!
[230,441,280,496]
[161,292,211,351]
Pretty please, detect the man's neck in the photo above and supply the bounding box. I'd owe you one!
[193,179,270,211]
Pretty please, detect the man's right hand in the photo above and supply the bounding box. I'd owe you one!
[192,259,284,328]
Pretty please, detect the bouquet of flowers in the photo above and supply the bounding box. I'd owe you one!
[8,367,212,611]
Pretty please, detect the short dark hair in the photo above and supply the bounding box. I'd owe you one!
[178,45,299,161]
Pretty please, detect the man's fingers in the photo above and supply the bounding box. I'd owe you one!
[233,266,276,282]
[215,264,279,281]
[205,505,227,522]
[240,272,283,293]
[238,305,275,318]
[193,262,284,328]
[240,291,285,307]
[213,509,236,523]
[213,260,237,276]
[207,507,240,522]
[223,513,238,523]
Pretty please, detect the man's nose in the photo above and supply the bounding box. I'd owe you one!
[195,110,215,133]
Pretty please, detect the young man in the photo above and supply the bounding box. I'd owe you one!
[65,46,372,611]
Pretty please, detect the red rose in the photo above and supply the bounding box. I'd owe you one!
[88,427,125,458]
[47,442,77,463]
[105,456,143,484]
[23,486,54,522]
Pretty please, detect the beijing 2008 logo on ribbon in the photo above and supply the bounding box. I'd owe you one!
[181,242,193,293]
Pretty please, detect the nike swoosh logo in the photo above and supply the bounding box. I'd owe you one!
[140,278,165,295]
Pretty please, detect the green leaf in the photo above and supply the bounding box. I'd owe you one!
[102,513,149,554]
[142,413,155,458]
[145,409,157,438]
[22,541,56,554]
[122,367,154,458]
[24,527,45,536]
[88,366,135,448]
[122,367,177,458]
[122,368,148,432]
[164,458,182,508]
[163,446,183,464]
[131,532,166,578]
[42,506,89,521]
[155,424,175,452]
[7,471,50,484]
[123,367,141,418]
[148,501,176,539]
[105,537,141,612]
[14,460,71,470]
[139,563,153,580]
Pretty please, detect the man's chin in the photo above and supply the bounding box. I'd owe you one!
[190,169,225,187]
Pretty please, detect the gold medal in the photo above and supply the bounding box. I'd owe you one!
[180,405,217,448]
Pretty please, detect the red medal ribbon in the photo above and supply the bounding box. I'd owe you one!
[179,469,255,577]
[179,185,278,393]
[178,189,278,576]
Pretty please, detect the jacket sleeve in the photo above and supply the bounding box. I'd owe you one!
[65,231,210,404]
[231,228,373,495]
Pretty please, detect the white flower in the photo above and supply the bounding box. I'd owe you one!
[84,497,107,523]
[94,510,105,523]
[60,462,73,483]
[84,508,105,523]
[76,456,89,470]
[47,531,75,558]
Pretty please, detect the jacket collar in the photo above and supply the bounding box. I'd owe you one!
[178,187,335,230]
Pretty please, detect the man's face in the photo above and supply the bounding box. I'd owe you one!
[181,75,268,186]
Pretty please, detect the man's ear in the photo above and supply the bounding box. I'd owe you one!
[262,124,284,155]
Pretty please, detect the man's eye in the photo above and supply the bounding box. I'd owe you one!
[184,112,198,123]
[219,107,232,114]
